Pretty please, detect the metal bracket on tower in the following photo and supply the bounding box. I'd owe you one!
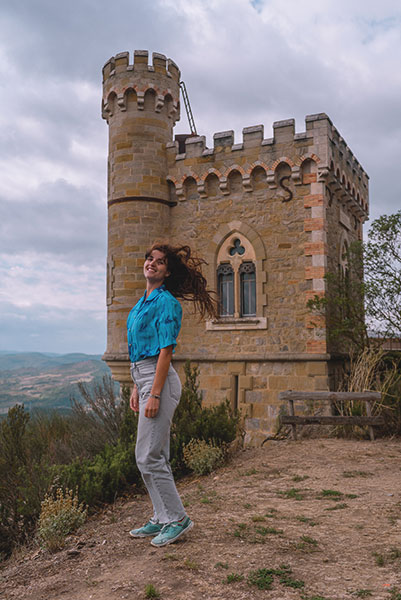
[179,81,197,136]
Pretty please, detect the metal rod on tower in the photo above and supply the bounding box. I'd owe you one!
[179,81,197,136]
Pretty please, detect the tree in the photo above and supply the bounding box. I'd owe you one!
[364,210,401,341]
[307,210,401,353]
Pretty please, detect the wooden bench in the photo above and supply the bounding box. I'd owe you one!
[279,391,384,441]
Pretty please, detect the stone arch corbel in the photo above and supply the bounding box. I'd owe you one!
[200,168,223,198]
[166,175,183,200]
[223,165,246,195]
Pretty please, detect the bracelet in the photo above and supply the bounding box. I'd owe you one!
[150,393,161,400]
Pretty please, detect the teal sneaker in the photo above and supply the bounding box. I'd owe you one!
[150,516,193,547]
[129,520,163,538]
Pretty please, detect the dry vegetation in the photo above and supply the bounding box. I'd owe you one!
[2,438,401,600]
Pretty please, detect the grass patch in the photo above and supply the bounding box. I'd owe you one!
[144,584,160,599]
[319,489,343,499]
[251,515,265,522]
[389,589,401,600]
[295,535,319,552]
[247,568,274,590]
[265,508,278,518]
[353,590,373,598]
[224,573,244,583]
[278,487,305,501]
[243,502,252,509]
[162,553,179,562]
[373,551,385,567]
[215,561,228,569]
[241,468,258,476]
[293,474,309,482]
[248,565,304,591]
[296,515,317,526]
[255,526,283,536]
[343,470,373,478]
[183,558,199,570]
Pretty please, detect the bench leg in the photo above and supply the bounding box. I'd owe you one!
[365,400,375,441]
[288,399,297,441]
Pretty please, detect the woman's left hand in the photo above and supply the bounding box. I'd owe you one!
[144,395,160,418]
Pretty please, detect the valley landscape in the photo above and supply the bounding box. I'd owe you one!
[0,352,113,415]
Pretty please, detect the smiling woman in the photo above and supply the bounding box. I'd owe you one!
[126,243,217,548]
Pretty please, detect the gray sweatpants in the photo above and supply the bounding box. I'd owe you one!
[130,356,186,524]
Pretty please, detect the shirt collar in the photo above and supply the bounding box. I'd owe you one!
[144,284,166,303]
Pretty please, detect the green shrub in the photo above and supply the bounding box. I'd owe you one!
[170,361,240,472]
[37,487,87,552]
[54,440,140,507]
[183,439,224,475]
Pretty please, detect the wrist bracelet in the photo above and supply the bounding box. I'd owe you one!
[150,393,161,400]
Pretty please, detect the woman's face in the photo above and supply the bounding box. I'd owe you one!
[143,249,170,286]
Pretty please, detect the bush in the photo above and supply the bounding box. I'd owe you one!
[170,361,240,473]
[183,439,224,475]
[37,487,87,552]
[54,440,140,507]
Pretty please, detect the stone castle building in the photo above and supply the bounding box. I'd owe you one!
[101,50,369,444]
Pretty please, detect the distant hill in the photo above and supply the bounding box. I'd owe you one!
[0,352,116,416]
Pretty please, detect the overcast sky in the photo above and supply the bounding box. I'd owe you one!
[0,0,400,354]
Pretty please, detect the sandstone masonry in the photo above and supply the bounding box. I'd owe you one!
[102,50,369,445]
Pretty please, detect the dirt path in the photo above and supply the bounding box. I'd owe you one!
[1,438,401,600]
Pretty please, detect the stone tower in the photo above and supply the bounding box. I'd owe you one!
[101,50,369,444]
[101,51,181,382]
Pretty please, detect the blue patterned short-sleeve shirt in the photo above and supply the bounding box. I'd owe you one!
[127,284,182,363]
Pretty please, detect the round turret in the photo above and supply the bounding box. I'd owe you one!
[102,50,181,382]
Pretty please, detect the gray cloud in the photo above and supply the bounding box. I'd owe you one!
[0,180,105,264]
[0,0,400,353]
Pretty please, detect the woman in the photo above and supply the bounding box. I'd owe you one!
[127,243,217,548]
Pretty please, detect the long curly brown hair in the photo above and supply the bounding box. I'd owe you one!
[145,243,218,320]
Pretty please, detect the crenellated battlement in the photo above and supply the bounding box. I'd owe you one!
[102,50,180,83]
[166,113,369,219]
[102,50,181,124]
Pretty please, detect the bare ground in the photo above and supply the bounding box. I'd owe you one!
[1,438,401,600]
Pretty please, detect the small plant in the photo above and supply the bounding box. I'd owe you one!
[296,535,319,552]
[319,489,343,499]
[215,561,229,569]
[255,526,283,536]
[353,590,373,598]
[297,516,317,526]
[278,488,304,500]
[251,515,265,522]
[243,502,252,509]
[389,547,401,561]
[183,558,198,570]
[162,553,179,562]
[183,438,224,475]
[373,551,385,567]
[389,589,401,600]
[144,583,160,599]
[293,474,309,482]
[242,468,258,476]
[224,573,244,583]
[37,487,87,552]
[343,470,373,478]
[247,568,274,590]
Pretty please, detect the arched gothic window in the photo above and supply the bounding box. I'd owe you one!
[216,235,256,318]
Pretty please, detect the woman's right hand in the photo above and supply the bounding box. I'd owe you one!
[130,385,139,412]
